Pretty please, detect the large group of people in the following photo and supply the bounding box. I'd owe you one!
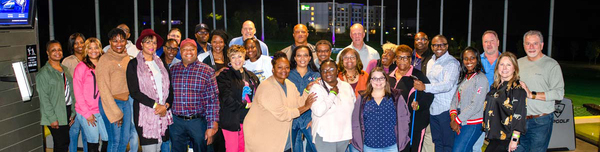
[38,20,564,152]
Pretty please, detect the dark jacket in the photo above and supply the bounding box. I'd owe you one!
[351,89,411,152]
[217,67,260,131]
[388,68,433,131]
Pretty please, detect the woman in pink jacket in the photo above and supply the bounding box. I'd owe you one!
[73,37,108,152]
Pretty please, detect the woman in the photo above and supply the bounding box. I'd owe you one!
[159,39,181,68]
[483,52,526,152]
[73,38,109,152]
[365,42,397,74]
[337,48,369,97]
[310,59,355,152]
[351,67,411,152]
[288,46,320,152]
[244,37,273,82]
[127,29,173,152]
[243,52,317,152]
[388,44,433,152]
[156,28,182,56]
[62,33,88,152]
[217,45,260,152]
[449,47,489,152]
[199,30,230,74]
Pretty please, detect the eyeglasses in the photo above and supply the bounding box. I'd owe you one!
[370,77,386,82]
[416,38,428,42]
[396,55,411,61]
[197,31,209,35]
[343,56,356,61]
[322,67,337,74]
[316,49,331,53]
[166,46,179,50]
[431,43,448,48]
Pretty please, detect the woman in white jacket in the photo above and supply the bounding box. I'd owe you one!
[310,60,356,152]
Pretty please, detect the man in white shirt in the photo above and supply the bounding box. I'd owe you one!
[414,35,460,152]
[103,24,140,59]
[336,24,380,71]
[229,20,269,56]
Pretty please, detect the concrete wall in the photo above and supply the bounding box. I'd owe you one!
[0,16,43,151]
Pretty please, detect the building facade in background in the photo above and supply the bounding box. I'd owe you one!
[300,2,385,34]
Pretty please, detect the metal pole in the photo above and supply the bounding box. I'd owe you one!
[298,0,300,24]
[439,0,443,35]
[95,0,100,40]
[502,0,507,53]
[261,0,265,41]
[224,0,227,31]
[467,0,472,46]
[186,0,189,38]
[134,0,139,40]
[332,0,335,45]
[397,0,400,44]
[199,0,203,23]
[212,0,216,30]
[381,0,384,45]
[548,0,555,56]
[151,0,154,30]
[367,0,369,42]
[416,0,420,33]
[168,0,172,30]
[49,0,54,40]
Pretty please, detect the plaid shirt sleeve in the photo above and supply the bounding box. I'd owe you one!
[204,69,220,129]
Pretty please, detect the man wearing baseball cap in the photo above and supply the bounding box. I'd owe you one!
[174,23,212,60]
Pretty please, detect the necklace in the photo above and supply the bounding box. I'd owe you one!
[345,72,357,82]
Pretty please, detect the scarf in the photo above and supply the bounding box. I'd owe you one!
[136,52,173,141]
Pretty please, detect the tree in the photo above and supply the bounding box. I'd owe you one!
[585,40,600,64]
[570,41,579,61]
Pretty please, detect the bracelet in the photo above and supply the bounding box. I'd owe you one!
[416,105,420,111]
[329,90,338,95]
[512,133,520,138]
[153,103,158,108]
[304,89,310,94]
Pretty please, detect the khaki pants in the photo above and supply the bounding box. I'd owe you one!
[422,125,434,152]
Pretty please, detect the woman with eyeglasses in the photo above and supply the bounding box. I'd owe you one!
[449,47,489,152]
[482,52,526,152]
[337,48,369,97]
[365,42,397,74]
[387,44,434,152]
[351,67,411,152]
[159,39,181,68]
[308,59,355,152]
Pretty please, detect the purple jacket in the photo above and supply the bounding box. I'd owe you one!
[351,89,411,151]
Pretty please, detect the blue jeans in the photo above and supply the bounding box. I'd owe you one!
[292,127,317,152]
[100,97,133,152]
[128,98,139,152]
[170,116,208,152]
[69,114,88,152]
[452,124,482,152]
[77,113,108,143]
[160,140,171,152]
[472,133,485,152]
[363,143,398,152]
[430,111,455,152]
[515,114,553,152]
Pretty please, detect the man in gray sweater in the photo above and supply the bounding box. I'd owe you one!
[516,30,565,152]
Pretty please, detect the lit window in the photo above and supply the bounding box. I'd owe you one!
[311,7,314,11]
[311,17,314,21]
[311,12,314,16]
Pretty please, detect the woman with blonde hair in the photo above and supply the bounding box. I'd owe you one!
[482,52,527,152]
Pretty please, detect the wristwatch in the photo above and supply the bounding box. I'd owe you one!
[511,137,519,142]
[531,91,537,99]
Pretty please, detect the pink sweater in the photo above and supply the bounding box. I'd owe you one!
[73,62,100,118]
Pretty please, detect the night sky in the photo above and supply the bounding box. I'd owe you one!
[36,0,600,61]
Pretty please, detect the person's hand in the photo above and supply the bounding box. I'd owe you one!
[413,80,425,91]
[304,93,317,107]
[50,120,59,129]
[306,121,312,129]
[205,127,217,145]
[246,102,252,109]
[69,116,75,126]
[116,118,123,127]
[154,104,167,117]
[450,119,460,134]
[215,67,229,77]
[331,86,339,95]
[411,101,419,111]
[519,81,532,98]
[306,78,321,91]
[508,140,518,152]
[86,115,97,127]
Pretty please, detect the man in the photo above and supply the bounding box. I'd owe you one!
[470,30,502,152]
[281,24,316,60]
[229,20,269,56]
[412,32,433,73]
[314,40,333,68]
[336,23,380,71]
[103,24,140,58]
[414,35,459,152]
[97,28,134,152]
[170,38,220,152]
[516,30,564,152]
[37,40,76,152]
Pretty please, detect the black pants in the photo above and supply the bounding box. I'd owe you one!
[485,139,510,152]
[48,106,72,152]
